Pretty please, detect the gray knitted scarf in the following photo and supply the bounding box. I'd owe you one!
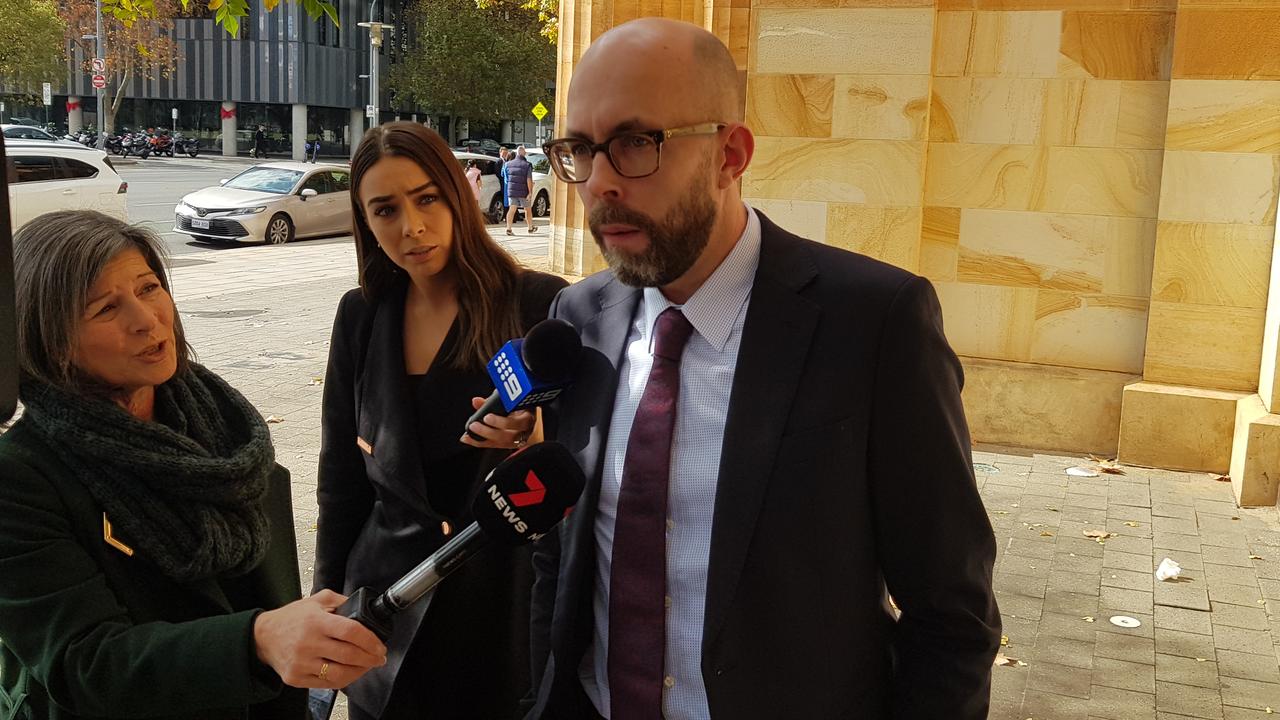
[20,363,274,582]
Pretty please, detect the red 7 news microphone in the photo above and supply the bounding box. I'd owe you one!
[307,441,586,719]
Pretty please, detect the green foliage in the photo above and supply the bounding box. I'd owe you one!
[166,0,339,36]
[0,0,67,88]
[474,0,557,45]
[387,0,555,124]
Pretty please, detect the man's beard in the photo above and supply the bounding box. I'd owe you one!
[587,176,717,288]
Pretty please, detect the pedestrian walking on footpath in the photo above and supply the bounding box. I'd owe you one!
[504,145,535,235]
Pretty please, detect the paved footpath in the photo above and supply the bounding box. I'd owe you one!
[167,228,1280,719]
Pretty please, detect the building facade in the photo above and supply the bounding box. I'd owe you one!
[546,0,1280,507]
[2,0,472,159]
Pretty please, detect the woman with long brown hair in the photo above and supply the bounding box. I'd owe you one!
[313,122,567,719]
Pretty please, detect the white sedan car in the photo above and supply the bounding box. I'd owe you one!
[5,139,128,231]
[454,150,555,224]
[174,162,351,244]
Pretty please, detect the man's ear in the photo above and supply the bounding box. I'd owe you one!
[719,124,754,189]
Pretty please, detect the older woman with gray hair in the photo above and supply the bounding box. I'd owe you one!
[0,210,386,719]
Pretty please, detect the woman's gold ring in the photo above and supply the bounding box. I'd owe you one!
[318,661,330,680]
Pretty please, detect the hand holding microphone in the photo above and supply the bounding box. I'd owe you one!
[307,442,585,719]
[462,319,582,445]
[252,589,387,689]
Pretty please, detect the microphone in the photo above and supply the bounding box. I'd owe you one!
[307,442,585,720]
[464,318,582,441]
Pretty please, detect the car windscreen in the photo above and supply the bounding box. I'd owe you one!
[224,168,303,194]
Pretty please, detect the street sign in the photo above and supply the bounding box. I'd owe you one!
[531,102,548,122]
[91,74,107,89]
[365,105,375,119]
[91,57,105,73]
[42,83,52,106]
[171,107,178,120]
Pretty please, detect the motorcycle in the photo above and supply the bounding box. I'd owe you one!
[121,131,152,159]
[104,133,124,155]
[150,132,174,157]
[171,133,200,158]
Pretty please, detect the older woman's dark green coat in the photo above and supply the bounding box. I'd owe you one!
[0,420,307,720]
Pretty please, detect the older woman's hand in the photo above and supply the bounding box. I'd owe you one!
[252,589,387,689]
[460,397,538,449]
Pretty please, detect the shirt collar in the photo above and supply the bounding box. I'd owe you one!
[640,204,761,353]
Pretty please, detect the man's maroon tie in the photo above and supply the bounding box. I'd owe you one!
[608,307,694,720]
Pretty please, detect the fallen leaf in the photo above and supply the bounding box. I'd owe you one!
[1195,657,1207,662]
[308,377,324,386]
[1040,531,1054,537]
[1250,555,1264,560]
[1214,475,1232,483]
[1232,517,1241,521]
[1083,530,1115,541]
[1124,521,1140,527]
[1082,616,1095,623]
[1000,635,1009,647]
[1011,503,1020,508]
[1045,507,1060,512]
[993,653,1027,668]
[265,415,285,424]
[994,510,1010,515]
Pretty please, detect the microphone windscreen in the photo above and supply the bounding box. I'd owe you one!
[520,319,582,384]
[472,441,586,545]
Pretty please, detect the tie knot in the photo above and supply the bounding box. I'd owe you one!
[653,308,693,362]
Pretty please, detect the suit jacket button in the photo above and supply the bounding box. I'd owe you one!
[715,668,724,677]
[441,521,452,536]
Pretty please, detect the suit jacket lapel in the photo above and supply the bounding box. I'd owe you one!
[702,218,819,653]
[556,277,640,649]
[356,294,435,518]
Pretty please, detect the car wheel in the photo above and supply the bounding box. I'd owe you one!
[487,194,505,224]
[533,191,549,218]
[265,213,294,245]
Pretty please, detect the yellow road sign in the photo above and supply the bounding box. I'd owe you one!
[531,102,548,121]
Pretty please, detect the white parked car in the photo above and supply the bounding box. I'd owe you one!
[5,139,128,231]
[454,150,555,224]
[173,162,352,245]
[2,124,69,143]
[524,150,554,220]
[455,150,506,223]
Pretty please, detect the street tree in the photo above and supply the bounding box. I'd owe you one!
[0,0,67,92]
[107,0,555,45]
[386,0,555,143]
[62,0,180,134]
[474,0,557,44]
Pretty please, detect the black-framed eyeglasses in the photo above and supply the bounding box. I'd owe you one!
[541,122,726,184]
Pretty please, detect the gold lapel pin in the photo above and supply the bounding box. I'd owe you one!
[102,513,134,557]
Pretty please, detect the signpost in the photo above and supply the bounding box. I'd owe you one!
[92,75,107,89]
[42,83,52,126]
[365,105,375,119]
[531,101,548,145]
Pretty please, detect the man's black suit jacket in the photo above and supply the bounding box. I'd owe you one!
[526,213,1001,719]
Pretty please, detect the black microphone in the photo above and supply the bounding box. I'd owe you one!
[464,319,582,441]
[307,442,585,720]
